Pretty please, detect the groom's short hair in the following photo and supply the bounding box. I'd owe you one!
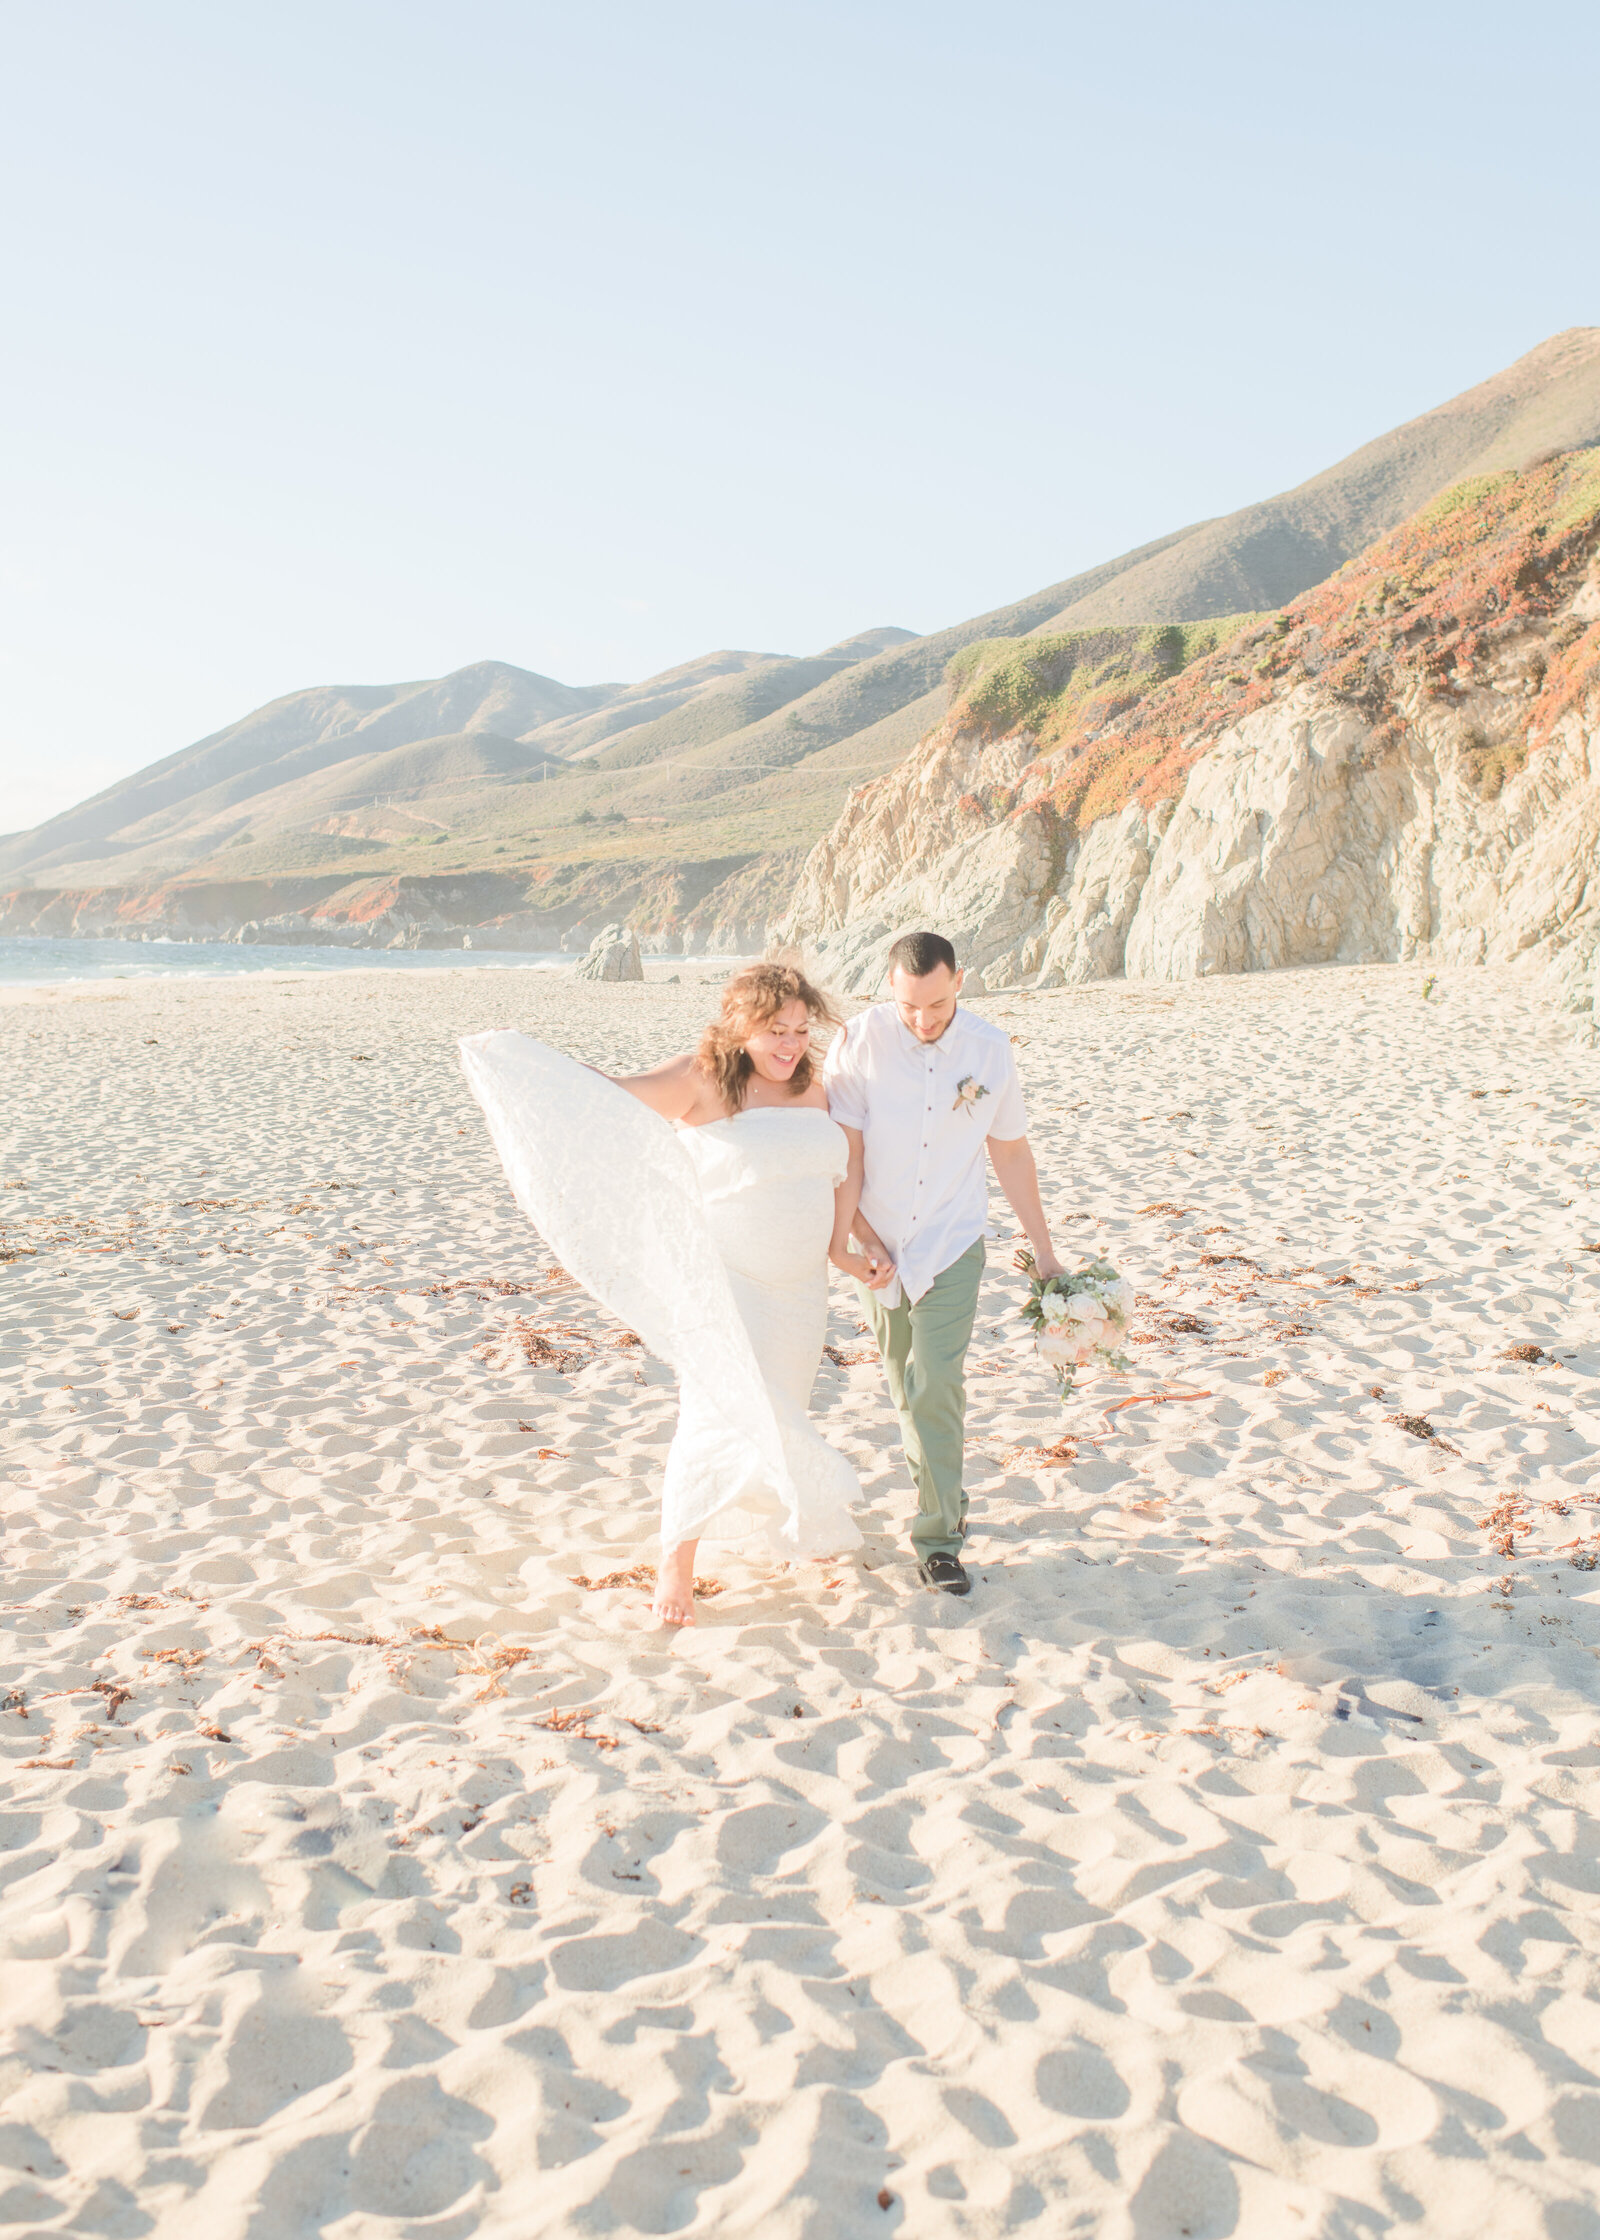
[887,929,957,979]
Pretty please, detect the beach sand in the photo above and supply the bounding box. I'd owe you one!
[3,958,1599,2238]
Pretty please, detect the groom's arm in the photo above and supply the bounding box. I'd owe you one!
[824,1029,895,1288]
[830,1127,896,1288]
[987,1135,1064,1279]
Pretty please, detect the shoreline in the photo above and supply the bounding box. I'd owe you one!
[0,942,1576,998]
[0,947,751,1002]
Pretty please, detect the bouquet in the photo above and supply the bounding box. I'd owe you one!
[1018,1250,1134,1399]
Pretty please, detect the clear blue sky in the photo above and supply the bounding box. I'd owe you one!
[3,0,1597,830]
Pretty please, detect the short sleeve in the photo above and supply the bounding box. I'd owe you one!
[984,1044,1028,1139]
[822,1021,868,1132]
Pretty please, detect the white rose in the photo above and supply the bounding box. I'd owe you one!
[1036,1329,1077,1365]
[1066,1293,1099,1324]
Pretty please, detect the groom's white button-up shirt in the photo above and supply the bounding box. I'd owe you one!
[824,1003,1028,1306]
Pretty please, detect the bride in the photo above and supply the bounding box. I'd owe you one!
[459,962,894,1626]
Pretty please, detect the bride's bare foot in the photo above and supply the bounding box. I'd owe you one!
[652,1540,698,1627]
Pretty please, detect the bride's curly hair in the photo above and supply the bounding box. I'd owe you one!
[697,960,841,1112]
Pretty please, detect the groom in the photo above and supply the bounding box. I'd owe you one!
[825,930,1064,1596]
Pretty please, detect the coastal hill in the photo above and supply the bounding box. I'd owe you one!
[1028,325,1600,631]
[4,330,1599,957]
[784,447,1600,1021]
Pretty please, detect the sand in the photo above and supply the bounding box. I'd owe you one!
[3,957,1599,2239]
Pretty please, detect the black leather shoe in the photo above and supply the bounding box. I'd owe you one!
[917,1552,971,1596]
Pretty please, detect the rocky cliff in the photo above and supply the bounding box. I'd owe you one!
[784,450,1600,1019]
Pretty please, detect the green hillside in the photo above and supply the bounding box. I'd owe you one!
[6,328,1598,940]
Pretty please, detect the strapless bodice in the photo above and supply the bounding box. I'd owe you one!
[676,1106,847,1191]
[676,1107,845,1285]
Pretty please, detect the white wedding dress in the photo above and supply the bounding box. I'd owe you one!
[459,1031,862,1558]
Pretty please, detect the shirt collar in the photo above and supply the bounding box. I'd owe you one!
[891,1005,966,1060]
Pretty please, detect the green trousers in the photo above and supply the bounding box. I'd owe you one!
[860,1238,985,1561]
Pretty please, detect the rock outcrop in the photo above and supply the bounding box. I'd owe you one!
[784,451,1600,1017]
[573,923,644,982]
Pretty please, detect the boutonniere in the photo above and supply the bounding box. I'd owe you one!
[952,1074,990,1115]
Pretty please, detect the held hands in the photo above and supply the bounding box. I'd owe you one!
[831,1244,897,1290]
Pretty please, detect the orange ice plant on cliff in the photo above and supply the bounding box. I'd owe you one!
[1007,446,1600,834]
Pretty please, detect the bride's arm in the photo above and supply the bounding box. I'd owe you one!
[829,1127,895,1288]
[595,1051,706,1122]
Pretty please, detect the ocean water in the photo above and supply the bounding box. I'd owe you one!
[0,935,576,986]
